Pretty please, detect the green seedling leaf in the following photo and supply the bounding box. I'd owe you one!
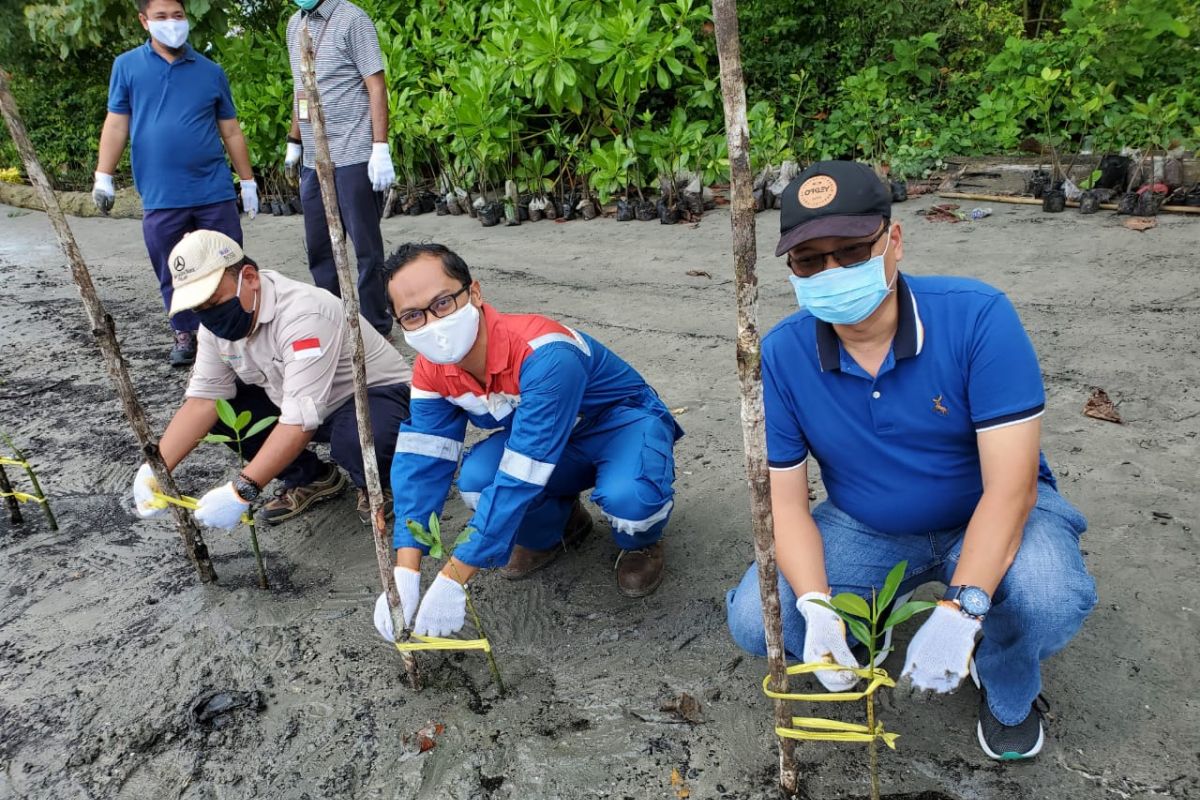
[202,433,233,444]
[406,518,433,547]
[452,526,475,549]
[234,410,252,432]
[215,398,238,430]
[844,617,873,651]
[882,599,937,631]
[830,592,871,621]
[877,560,907,615]
[244,415,278,439]
[428,512,440,539]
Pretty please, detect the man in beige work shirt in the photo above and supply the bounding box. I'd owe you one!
[128,229,412,528]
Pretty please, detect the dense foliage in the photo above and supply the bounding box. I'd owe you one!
[0,0,1196,195]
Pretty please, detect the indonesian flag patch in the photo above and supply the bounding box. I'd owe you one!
[292,337,323,360]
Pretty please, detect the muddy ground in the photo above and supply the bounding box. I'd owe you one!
[1,197,1197,800]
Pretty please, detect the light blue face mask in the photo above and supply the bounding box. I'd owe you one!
[788,235,895,325]
[294,0,320,10]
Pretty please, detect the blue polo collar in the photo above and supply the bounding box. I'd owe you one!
[142,40,197,63]
[816,273,924,372]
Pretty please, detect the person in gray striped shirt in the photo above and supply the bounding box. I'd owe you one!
[285,0,395,337]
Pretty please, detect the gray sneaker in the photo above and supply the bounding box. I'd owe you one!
[169,330,197,367]
[971,658,1046,760]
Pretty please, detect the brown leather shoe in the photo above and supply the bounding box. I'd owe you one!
[615,541,665,598]
[499,498,593,580]
[260,463,347,525]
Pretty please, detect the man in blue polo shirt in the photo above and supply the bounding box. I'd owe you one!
[93,0,258,367]
[725,161,1096,761]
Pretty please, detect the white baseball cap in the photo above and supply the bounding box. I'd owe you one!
[167,230,245,317]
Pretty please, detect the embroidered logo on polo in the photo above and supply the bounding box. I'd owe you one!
[932,394,949,416]
[292,337,323,360]
[797,175,837,209]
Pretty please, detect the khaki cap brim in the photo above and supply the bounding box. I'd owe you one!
[168,268,225,317]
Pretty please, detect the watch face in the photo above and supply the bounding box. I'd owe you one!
[235,478,260,501]
[960,587,991,616]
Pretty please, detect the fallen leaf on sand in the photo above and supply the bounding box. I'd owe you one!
[685,270,712,279]
[403,722,445,753]
[660,692,704,724]
[1124,217,1157,232]
[1083,387,1122,423]
[670,767,691,798]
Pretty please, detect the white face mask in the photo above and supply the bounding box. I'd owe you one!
[148,19,189,49]
[403,301,480,365]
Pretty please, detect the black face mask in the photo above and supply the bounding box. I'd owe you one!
[196,271,256,340]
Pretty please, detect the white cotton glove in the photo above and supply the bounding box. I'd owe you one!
[367,142,395,192]
[92,172,115,215]
[193,481,249,530]
[900,603,982,693]
[412,574,467,637]
[240,179,259,219]
[284,141,303,181]
[797,591,862,692]
[131,463,166,519]
[373,567,421,642]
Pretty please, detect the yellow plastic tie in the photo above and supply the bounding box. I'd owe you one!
[394,634,492,653]
[0,457,31,468]
[762,661,899,747]
[150,490,253,524]
[0,490,45,504]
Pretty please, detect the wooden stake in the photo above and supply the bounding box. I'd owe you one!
[0,464,23,525]
[298,31,420,689]
[0,70,217,582]
[711,3,800,796]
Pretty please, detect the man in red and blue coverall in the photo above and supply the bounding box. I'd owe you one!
[372,243,683,642]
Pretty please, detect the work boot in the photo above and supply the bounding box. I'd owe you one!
[499,498,593,580]
[169,330,197,367]
[356,488,394,526]
[615,541,665,598]
[260,463,347,525]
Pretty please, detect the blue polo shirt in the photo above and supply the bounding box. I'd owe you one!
[763,273,1054,536]
[107,42,238,210]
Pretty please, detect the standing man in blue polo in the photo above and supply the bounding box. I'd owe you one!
[284,0,394,337]
[93,0,258,367]
[725,161,1096,760]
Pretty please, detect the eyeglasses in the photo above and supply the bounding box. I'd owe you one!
[395,285,470,331]
[787,226,890,277]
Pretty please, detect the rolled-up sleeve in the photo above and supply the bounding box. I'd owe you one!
[185,328,237,401]
[277,313,344,430]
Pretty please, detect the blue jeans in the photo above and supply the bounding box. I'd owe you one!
[725,481,1096,725]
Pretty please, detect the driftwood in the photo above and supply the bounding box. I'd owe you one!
[711,3,801,796]
[938,190,1200,215]
[0,69,217,582]
[297,31,420,689]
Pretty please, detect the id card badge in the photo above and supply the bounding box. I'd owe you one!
[297,90,310,122]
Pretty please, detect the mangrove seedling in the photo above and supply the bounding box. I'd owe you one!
[0,430,57,530]
[201,398,276,590]
[406,512,505,695]
[808,561,935,800]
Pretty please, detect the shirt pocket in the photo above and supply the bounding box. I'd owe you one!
[233,365,267,386]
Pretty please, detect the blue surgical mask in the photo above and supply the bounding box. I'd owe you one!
[147,19,189,49]
[788,236,896,324]
[294,0,320,10]
[197,271,257,341]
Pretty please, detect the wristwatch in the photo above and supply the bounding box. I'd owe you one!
[234,473,262,503]
[943,585,991,619]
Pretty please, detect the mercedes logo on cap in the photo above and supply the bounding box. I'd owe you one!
[172,256,186,272]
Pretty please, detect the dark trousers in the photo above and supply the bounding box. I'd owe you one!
[143,199,243,333]
[300,164,391,336]
[212,381,410,489]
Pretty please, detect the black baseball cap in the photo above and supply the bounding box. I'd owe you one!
[775,160,891,256]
